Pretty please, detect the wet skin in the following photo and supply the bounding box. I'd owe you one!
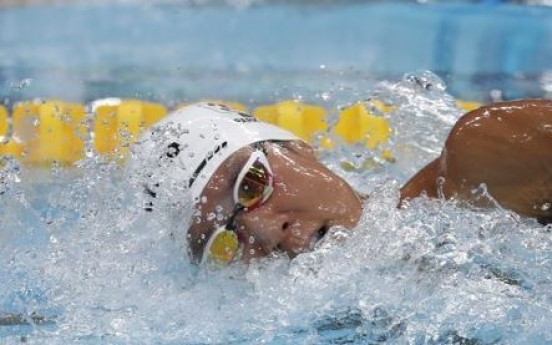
[188,99,552,263]
[401,99,552,224]
[187,140,363,263]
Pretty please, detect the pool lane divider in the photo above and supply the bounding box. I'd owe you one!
[0,99,481,168]
[253,101,328,143]
[93,99,167,160]
[333,101,394,163]
[0,106,7,140]
[10,101,87,167]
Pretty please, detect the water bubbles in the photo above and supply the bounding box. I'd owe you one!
[320,91,331,101]
[0,156,22,196]
[85,149,94,158]
[9,78,32,91]
[2,75,552,343]
[404,70,446,92]
[32,117,41,127]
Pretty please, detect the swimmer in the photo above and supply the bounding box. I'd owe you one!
[132,99,552,266]
[132,102,362,265]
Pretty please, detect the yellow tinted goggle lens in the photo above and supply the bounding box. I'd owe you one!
[237,160,271,208]
[207,230,240,264]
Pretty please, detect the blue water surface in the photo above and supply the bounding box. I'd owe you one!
[1,2,552,103]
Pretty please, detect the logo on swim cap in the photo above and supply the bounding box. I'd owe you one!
[130,102,300,210]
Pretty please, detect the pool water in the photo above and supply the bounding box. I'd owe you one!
[2,2,552,344]
[2,2,552,104]
[2,72,552,344]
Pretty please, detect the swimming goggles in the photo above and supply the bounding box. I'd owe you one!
[201,145,274,266]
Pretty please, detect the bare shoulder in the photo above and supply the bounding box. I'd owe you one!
[445,99,552,160]
[442,99,552,219]
[447,99,552,143]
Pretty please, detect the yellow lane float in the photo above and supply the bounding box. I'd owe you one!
[0,105,22,158]
[333,102,395,166]
[334,102,392,149]
[253,101,328,143]
[11,100,86,166]
[456,99,482,112]
[0,105,7,140]
[0,97,483,168]
[92,99,167,158]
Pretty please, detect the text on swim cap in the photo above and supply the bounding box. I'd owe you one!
[188,141,229,190]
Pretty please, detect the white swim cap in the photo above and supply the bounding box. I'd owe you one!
[130,102,300,209]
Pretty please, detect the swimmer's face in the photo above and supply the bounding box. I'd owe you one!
[187,140,363,264]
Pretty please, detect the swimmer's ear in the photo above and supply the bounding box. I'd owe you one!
[284,140,315,158]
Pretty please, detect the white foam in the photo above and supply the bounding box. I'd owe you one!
[2,75,552,343]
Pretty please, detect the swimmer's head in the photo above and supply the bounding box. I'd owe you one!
[131,102,363,265]
[132,102,299,204]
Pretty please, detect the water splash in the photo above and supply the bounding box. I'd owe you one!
[2,77,552,343]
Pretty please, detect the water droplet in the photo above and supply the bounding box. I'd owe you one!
[404,70,445,92]
[9,78,32,91]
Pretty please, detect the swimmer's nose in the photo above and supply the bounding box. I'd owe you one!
[237,209,291,258]
[238,207,329,259]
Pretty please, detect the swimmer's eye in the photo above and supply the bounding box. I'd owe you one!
[201,149,274,267]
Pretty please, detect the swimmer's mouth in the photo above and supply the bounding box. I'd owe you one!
[308,225,330,251]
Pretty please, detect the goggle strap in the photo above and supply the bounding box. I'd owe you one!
[225,204,245,232]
